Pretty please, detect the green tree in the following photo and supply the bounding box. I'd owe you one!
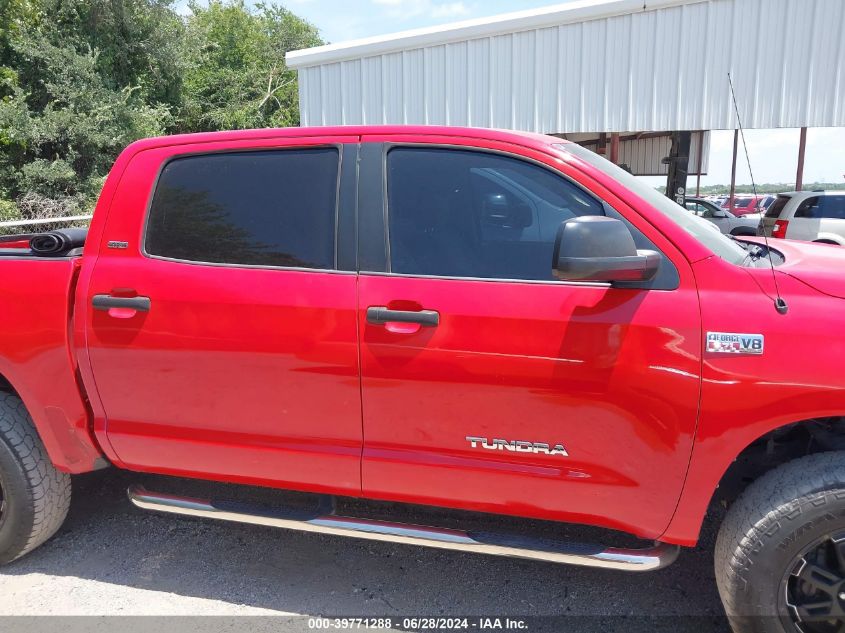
[0,0,322,219]
[33,0,186,107]
[0,0,183,213]
[1,18,171,204]
[179,0,322,131]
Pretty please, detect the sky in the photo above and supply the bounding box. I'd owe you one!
[182,0,845,188]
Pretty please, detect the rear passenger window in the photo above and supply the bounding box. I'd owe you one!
[146,148,339,268]
[386,148,604,281]
[794,197,822,219]
[765,196,789,218]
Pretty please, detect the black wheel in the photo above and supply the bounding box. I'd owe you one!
[716,452,845,633]
[0,392,71,564]
[783,531,845,630]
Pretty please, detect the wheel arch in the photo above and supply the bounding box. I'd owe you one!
[661,415,845,546]
[711,417,845,506]
[813,234,845,246]
[0,365,107,474]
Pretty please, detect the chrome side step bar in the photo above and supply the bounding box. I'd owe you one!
[127,485,679,572]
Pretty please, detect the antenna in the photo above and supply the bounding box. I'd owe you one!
[727,72,788,315]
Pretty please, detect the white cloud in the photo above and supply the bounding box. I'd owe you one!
[372,0,470,20]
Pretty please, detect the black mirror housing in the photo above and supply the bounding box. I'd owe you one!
[553,216,660,284]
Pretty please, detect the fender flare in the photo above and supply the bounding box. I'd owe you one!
[660,412,844,546]
[0,353,106,474]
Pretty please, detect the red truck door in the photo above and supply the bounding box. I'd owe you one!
[356,137,702,538]
[81,137,363,495]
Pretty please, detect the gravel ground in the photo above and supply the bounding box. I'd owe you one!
[0,469,731,633]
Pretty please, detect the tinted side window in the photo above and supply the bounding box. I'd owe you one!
[794,197,822,219]
[386,148,604,281]
[765,196,790,218]
[146,148,339,268]
[819,196,845,220]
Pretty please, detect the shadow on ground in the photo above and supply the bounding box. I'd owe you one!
[0,469,731,632]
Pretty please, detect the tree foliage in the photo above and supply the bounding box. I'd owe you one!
[0,0,322,218]
[179,1,320,131]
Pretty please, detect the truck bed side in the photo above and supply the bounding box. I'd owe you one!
[0,257,105,472]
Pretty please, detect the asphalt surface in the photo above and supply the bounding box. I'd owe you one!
[0,469,732,633]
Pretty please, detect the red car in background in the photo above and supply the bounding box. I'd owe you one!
[722,195,763,216]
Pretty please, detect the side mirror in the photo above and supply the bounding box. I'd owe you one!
[553,216,660,283]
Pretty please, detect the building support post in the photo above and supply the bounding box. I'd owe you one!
[695,131,704,197]
[729,129,739,212]
[796,127,807,191]
[665,131,692,206]
[610,132,620,164]
[597,133,608,156]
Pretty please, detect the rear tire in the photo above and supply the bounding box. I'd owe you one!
[715,452,845,633]
[0,393,71,564]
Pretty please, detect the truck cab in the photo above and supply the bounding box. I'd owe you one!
[2,127,845,633]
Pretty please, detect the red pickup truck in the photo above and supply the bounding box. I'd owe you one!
[1,126,844,632]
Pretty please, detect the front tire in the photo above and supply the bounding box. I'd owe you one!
[0,393,71,564]
[716,452,845,633]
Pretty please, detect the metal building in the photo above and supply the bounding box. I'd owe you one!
[287,0,844,194]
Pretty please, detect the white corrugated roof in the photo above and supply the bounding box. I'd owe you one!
[286,0,704,69]
[289,0,845,132]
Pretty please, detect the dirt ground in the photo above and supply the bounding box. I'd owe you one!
[0,469,732,633]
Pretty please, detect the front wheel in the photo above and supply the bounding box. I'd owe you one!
[0,393,71,564]
[715,452,845,633]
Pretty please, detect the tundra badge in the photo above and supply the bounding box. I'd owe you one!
[466,436,568,457]
[706,332,764,355]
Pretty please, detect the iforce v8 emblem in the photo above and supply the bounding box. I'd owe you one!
[706,332,764,355]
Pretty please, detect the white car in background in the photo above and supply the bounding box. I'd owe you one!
[684,197,760,235]
[758,191,845,245]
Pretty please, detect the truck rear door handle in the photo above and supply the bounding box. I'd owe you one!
[92,295,151,312]
[366,306,439,327]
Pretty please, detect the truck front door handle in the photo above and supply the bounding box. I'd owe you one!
[366,306,439,327]
[92,295,151,313]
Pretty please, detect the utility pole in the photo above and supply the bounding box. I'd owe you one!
[729,129,739,212]
[796,127,807,191]
[665,131,692,205]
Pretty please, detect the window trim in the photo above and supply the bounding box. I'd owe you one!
[377,142,676,288]
[140,144,348,273]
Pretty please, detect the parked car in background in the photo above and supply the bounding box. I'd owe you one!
[684,197,759,235]
[755,195,777,213]
[759,191,845,245]
[722,196,763,216]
